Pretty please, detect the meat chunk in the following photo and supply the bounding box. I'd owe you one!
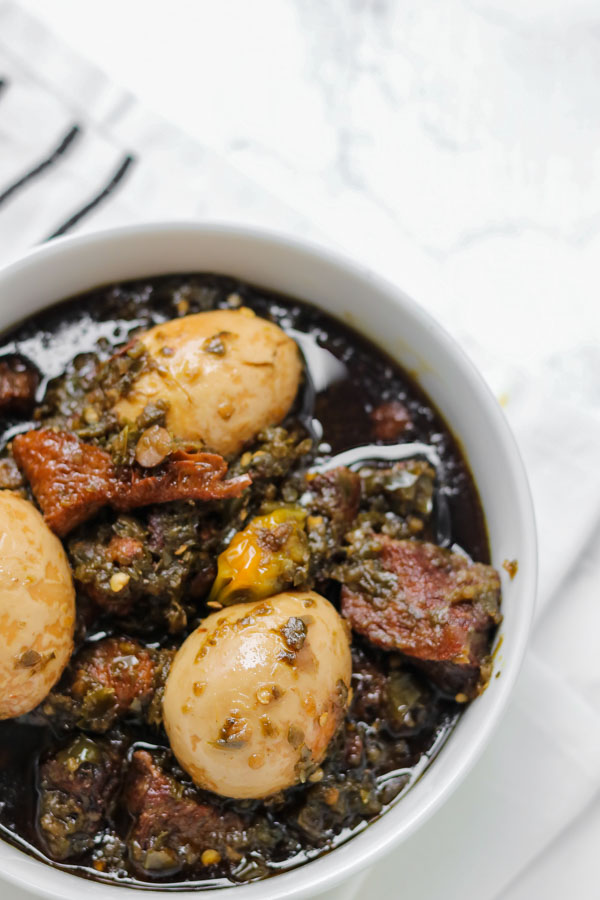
[12,430,115,534]
[37,734,125,860]
[124,750,245,875]
[351,647,437,737]
[43,638,173,732]
[71,637,157,713]
[339,647,442,777]
[114,449,251,510]
[370,401,412,441]
[68,510,218,631]
[341,539,501,697]
[12,429,251,536]
[306,467,360,538]
[0,357,39,415]
[296,770,384,843]
[106,535,145,566]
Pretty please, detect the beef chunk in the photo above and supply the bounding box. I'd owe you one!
[306,467,360,538]
[295,769,383,843]
[106,534,145,565]
[124,750,245,875]
[37,734,125,860]
[12,429,251,536]
[70,637,157,719]
[68,509,218,631]
[341,539,501,698]
[340,646,442,777]
[13,429,113,534]
[370,401,412,441]
[351,646,437,737]
[114,449,251,510]
[0,357,39,415]
[43,638,173,732]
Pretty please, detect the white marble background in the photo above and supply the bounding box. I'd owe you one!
[18,0,600,405]
[7,1,600,897]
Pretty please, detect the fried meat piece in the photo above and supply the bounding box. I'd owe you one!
[342,538,501,697]
[124,750,244,874]
[43,638,173,732]
[12,429,251,536]
[37,734,125,860]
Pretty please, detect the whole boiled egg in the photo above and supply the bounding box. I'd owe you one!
[0,491,76,719]
[163,591,352,799]
[114,309,302,457]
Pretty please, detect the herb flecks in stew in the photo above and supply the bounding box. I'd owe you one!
[0,273,500,888]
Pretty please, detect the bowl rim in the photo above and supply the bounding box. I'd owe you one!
[0,221,537,900]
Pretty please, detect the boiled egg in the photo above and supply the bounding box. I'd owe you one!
[163,591,351,799]
[0,491,76,719]
[115,309,302,457]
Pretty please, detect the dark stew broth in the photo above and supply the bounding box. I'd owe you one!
[0,274,497,889]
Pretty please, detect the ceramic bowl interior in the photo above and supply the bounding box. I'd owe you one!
[0,224,536,900]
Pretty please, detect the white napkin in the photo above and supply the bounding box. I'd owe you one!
[1,5,599,900]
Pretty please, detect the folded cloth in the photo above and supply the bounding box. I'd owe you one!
[0,1,319,266]
[1,5,600,900]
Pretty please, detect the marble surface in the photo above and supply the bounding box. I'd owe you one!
[14,0,600,405]
[6,1,600,897]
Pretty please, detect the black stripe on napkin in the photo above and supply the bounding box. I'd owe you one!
[45,153,136,240]
[0,79,8,97]
[0,124,81,207]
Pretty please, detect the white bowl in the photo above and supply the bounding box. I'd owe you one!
[0,223,536,900]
